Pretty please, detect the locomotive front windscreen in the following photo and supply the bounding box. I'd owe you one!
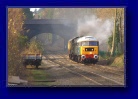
[81,41,98,46]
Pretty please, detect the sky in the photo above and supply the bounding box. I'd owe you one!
[30,8,40,12]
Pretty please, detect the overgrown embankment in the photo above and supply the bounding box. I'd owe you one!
[98,51,124,67]
[110,54,124,66]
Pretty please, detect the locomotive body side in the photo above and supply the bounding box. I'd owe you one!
[68,37,79,58]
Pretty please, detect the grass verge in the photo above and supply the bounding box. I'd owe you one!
[27,67,53,86]
[98,54,124,67]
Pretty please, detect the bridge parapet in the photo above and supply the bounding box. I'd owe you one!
[24,19,77,42]
[25,19,77,25]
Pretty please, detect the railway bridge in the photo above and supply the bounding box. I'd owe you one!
[24,19,78,50]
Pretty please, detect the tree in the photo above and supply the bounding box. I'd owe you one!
[110,8,117,56]
[115,8,124,54]
[23,8,33,20]
[96,8,116,20]
[8,8,26,76]
[108,8,124,56]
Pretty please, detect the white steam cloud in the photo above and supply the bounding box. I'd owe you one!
[77,15,114,51]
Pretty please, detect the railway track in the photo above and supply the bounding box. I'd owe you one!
[44,52,124,86]
[49,52,124,76]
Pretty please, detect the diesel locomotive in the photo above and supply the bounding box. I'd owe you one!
[68,36,99,64]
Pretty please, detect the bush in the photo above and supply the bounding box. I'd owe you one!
[18,34,28,48]
[99,51,110,59]
[22,40,43,54]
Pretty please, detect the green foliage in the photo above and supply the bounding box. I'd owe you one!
[108,34,113,49]
[18,34,28,48]
[99,51,110,59]
[107,9,124,56]
[30,69,51,85]
[46,9,54,19]
[34,8,54,19]
[38,14,41,19]
[23,40,43,54]
[23,8,33,20]
[114,24,120,55]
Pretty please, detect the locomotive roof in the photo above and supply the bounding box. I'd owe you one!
[77,36,97,42]
[68,36,83,42]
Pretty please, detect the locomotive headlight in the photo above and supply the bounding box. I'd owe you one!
[81,55,86,59]
[94,55,98,59]
[90,52,92,54]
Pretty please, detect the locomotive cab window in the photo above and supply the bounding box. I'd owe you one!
[82,41,89,46]
[89,41,98,46]
[81,41,98,46]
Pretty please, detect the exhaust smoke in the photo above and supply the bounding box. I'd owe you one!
[77,15,114,51]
